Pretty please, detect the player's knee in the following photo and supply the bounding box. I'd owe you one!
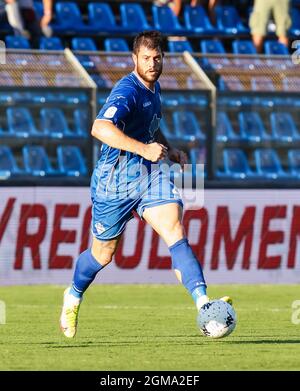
[91,239,118,266]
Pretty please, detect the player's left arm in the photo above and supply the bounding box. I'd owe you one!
[156,128,188,167]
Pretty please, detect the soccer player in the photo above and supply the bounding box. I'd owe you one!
[60,30,232,338]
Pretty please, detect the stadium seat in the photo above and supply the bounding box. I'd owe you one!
[282,77,300,92]
[288,149,300,178]
[7,107,39,138]
[219,148,254,178]
[159,76,179,89]
[290,7,300,36]
[201,39,226,54]
[87,2,122,33]
[200,40,230,69]
[173,111,206,141]
[120,3,152,32]
[189,147,206,178]
[52,2,92,33]
[71,37,97,51]
[168,40,193,53]
[218,75,244,91]
[104,38,129,52]
[254,149,286,178]
[251,76,275,91]
[239,112,270,142]
[73,108,89,137]
[0,146,21,178]
[216,112,240,142]
[264,41,289,55]
[215,6,249,35]
[55,73,83,87]
[22,145,59,176]
[40,108,74,138]
[57,146,87,176]
[159,117,179,141]
[0,71,14,86]
[184,5,217,34]
[91,74,108,88]
[270,112,300,142]
[5,35,30,49]
[152,5,186,34]
[22,72,48,87]
[39,37,63,50]
[232,40,257,54]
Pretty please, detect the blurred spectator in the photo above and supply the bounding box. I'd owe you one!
[192,0,219,25]
[153,0,182,16]
[249,0,291,53]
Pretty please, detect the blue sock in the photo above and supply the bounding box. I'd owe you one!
[69,249,103,298]
[169,238,207,305]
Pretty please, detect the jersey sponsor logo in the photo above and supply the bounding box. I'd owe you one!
[95,222,105,234]
[103,106,117,118]
[143,101,152,107]
[148,113,160,139]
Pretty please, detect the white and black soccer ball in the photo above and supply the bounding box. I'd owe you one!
[197,300,237,339]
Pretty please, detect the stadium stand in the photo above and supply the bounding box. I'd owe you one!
[0,1,300,187]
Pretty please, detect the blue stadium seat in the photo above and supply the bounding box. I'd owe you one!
[232,40,257,54]
[189,147,206,179]
[52,2,92,33]
[152,5,186,34]
[218,75,244,91]
[22,72,48,87]
[0,146,21,178]
[5,35,30,49]
[288,149,300,178]
[87,2,122,33]
[73,108,89,137]
[216,6,249,35]
[290,8,300,36]
[201,39,226,54]
[7,108,39,138]
[216,112,240,142]
[0,71,14,86]
[22,145,59,176]
[200,39,230,69]
[120,3,152,32]
[264,41,289,55]
[184,5,217,34]
[173,111,206,141]
[219,148,254,178]
[39,37,63,50]
[239,112,270,142]
[33,1,43,18]
[91,74,108,88]
[282,77,300,91]
[270,112,300,142]
[57,146,87,176]
[55,73,82,87]
[40,108,74,138]
[159,117,179,141]
[251,76,275,91]
[104,38,129,52]
[71,37,97,51]
[168,40,193,53]
[255,149,286,178]
[159,76,179,89]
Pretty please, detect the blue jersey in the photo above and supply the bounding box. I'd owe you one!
[91,72,183,240]
[96,72,162,169]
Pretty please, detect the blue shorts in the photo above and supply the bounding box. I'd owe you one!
[90,159,183,241]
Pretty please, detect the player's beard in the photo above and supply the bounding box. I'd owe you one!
[136,62,162,84]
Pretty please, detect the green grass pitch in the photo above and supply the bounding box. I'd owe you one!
[0,284,299,370]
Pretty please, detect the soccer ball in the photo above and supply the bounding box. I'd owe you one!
[197,300,237,339]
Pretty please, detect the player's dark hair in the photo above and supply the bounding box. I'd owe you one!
[133,30,164,55]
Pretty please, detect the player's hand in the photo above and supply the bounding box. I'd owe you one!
[168,148,188,168]
[141,143,168,162]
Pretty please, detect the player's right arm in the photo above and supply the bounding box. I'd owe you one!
[91,119,168,162]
